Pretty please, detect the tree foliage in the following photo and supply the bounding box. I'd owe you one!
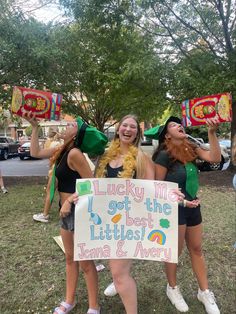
[134,0,236,147]
[57,0,169,129]
[0,0,169,130]
[0,0,235,145]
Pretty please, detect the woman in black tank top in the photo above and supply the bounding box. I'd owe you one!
[22,113,104,314]
[95,115,154,314]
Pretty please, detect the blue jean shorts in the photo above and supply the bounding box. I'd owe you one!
[59,204,75,232]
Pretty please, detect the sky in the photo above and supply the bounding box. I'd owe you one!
[20,0,67,23]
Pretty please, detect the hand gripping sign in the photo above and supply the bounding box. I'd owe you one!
[74,178,179,263]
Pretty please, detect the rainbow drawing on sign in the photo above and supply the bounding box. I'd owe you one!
[148,230,166,245]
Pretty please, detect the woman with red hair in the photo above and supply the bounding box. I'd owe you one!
[151,116,221,314]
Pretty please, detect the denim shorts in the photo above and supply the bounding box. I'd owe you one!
[178,204,202,226]
[59,204,75,232]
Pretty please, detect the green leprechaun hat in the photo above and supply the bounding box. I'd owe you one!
[144,116,182,142]
[75,117,108,156]
[144,125,162,140]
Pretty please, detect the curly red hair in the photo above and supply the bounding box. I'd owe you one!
[165,138,198,164]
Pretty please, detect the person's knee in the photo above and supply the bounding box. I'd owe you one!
[188,244,203,257]
[112,269,130,287]
[80,261,95,274]
[65,252,74,265]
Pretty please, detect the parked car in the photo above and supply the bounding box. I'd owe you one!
[219,139,231,156]
[18,141,44,160]
[186,134,230,171]
[18,142,31,160]
[141,136,153,146]
[0,136,20,160]
[194,142,229,171]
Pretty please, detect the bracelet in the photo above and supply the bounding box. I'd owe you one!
[183,199,187,207]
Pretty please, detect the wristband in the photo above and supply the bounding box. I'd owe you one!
[183,199,187,207]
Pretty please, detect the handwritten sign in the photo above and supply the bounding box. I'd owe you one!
[74,178,178,263]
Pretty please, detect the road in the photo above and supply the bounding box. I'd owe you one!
[0,145,155,177]
[0,157,49,176]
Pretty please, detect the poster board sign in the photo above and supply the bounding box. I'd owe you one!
[53,236,65,253]
[74,178,178,263]
[181,93,232,127]
[11,86,62,120]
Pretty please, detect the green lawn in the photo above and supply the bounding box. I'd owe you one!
[0,182,235,314]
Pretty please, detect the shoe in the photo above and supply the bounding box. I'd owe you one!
[33,213,49,223]
[87,308,100,314]
[53,301,76,314]
[1,187,8,194]
[197,289,220,314]
[104,282,117,297]
[166,284,189,312]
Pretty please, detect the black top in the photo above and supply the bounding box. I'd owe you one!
[106,164,123,178]
[154,150,195,201]
[105,163,137,179]
[55,149,81,193]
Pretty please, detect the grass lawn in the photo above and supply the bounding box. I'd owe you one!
[0,180,235,314]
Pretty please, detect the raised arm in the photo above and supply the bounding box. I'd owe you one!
[22,112,58,159]
[196,117,221,163]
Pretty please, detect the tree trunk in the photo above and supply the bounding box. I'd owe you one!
[230,100,236,170]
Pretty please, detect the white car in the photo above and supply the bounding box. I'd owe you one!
[219,139,231,156]
[187,135,230,171]
[18,141,44,160]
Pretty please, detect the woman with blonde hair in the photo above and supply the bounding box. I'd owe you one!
[95,114,154,314]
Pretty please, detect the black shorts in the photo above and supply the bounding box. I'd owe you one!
[178,204,202,226]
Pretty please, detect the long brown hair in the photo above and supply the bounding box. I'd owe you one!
[49,137,75,167]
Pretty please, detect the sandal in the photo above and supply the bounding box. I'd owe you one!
[53,301,76,314]
[87,308,101,314]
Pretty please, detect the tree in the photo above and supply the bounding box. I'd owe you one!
[58,0,169,129]
[0,1,69,110]
[25,124,43,137]
[128,0,235,162]
[0,0,170,130]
